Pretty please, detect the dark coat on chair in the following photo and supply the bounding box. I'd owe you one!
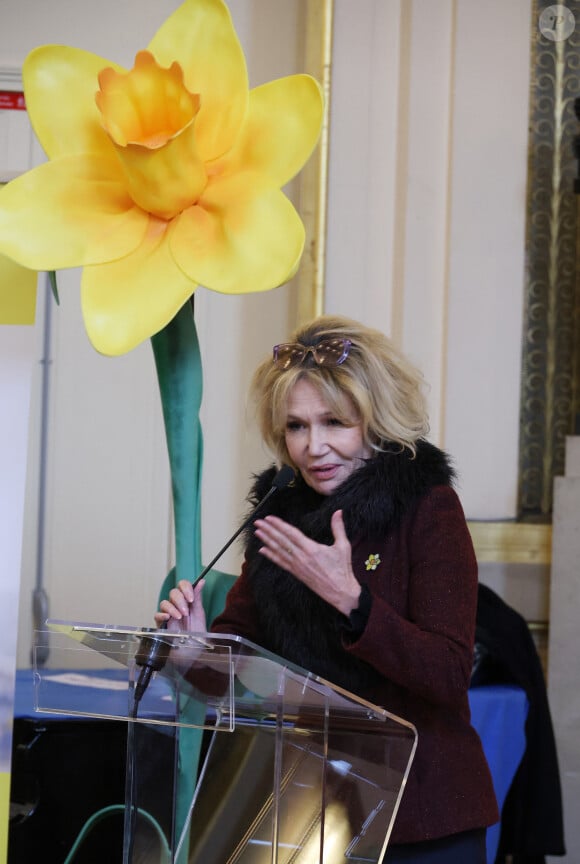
[473,583,565,863]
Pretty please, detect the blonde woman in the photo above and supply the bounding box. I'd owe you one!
[156,315,498,863]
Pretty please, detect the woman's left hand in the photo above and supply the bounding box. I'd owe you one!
[253,509,361,617]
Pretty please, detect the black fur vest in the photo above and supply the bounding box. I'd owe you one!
[242,440,454,693]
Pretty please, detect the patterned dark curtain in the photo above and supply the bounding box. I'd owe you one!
[518,0,580,520]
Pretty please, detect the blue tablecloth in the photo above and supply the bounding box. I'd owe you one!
[469,684,529,864]
[14,666,172,722]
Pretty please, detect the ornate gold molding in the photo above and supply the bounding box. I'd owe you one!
[467,521,552,565]
[297,0,334,323]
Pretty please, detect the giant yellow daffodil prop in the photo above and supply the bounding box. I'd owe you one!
[0,0,322,583]
[0,0,322,355]
[0,4,322,854]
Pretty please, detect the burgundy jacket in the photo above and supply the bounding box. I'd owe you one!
[211,442,499,844]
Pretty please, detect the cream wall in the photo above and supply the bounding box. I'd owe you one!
[326,0,531,517]
[1,0,532,659]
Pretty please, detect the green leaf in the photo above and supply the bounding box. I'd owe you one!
[48,270,60,305]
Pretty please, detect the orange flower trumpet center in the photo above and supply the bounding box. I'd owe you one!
[96,51,208,220]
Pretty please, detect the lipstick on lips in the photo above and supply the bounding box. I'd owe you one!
[309,463,341,481]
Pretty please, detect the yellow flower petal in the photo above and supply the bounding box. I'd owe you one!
[170,172,304,294]
[0,254,37,324]
[148,0,248,161]
[81,219,197,356]
[216,75,324,186]
[23,45,124,159]
[0,155,148,270]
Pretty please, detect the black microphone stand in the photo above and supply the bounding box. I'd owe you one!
[132,463,294,701]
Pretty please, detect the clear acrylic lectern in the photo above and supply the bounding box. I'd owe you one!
[33,621,417,864]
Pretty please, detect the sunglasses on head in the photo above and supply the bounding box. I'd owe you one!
[272,337,352,370]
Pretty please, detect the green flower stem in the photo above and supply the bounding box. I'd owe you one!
[151,299,203,585]
[151,301,206,862]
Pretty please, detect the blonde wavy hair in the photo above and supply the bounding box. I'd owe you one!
[251,315,429,467]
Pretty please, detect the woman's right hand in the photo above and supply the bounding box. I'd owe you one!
[154,579,207,634]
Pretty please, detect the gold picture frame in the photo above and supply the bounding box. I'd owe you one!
[297,0,334,324]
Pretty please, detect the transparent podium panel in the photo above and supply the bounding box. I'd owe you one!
[34,621,417,864]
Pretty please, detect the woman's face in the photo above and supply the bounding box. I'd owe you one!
[284,378,372,495]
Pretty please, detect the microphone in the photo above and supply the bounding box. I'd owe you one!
[133,464,294,703]
[190,463,295,589]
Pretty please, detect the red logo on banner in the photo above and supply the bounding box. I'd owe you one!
[0,91,26,111]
